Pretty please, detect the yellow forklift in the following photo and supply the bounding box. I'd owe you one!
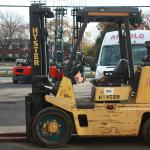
[25,5,150,148]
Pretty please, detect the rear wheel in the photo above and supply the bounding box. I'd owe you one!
[32,107,73,148]
[142,118,150,144]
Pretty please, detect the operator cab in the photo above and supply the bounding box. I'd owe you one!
[74,7,141,103]
[92,40,150,103]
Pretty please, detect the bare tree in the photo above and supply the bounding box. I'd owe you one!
[48,19,73,43]
[15,23,29,48]
[0,11,27,49]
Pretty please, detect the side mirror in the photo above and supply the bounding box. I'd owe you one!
[84,56,96,71]
[145,41,150,48]
[143,41,150,63]
[90,63,97,72]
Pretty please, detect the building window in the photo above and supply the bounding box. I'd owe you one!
[15,54,19,58]
[12,44,18,49]
[28,44,30,49]
[7,54,12,58]
[19,44,25,48]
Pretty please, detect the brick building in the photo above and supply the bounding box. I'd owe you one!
[0,39,72,61]
[0,39,30,61]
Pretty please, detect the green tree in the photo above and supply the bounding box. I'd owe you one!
[82,31,93,55]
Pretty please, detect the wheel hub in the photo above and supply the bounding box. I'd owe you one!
[47,122,58,134]
[46,120,60,134]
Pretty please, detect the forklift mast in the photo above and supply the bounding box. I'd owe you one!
[71,7,82,50]
[51,7,85,84]
[29,3,54,117]
[53,7,67,67]
[49,7,67,83]
[30,3,54,76]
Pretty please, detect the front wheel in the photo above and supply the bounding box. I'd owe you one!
[32,107,73,148]
[142,118,150,144]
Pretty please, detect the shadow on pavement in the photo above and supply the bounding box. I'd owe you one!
[0,136,149,150]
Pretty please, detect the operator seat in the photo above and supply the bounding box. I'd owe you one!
[111,59,129,78]
[91,59,129,86]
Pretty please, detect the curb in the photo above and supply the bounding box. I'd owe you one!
[0,99,25,103]
[0,126,26,134]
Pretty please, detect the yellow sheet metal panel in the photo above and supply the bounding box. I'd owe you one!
[136,67,150,103]
[73,104,150,136]
[45,93,150,136]
[45,94,150,136]
[45,77,76,112]
[45,95,75,112]
[56,76,76,103]
[94,86,131,101]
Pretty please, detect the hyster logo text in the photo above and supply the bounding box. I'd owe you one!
[32,27,39,66]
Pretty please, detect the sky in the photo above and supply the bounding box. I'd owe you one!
[0,0,150,6]
[0,0,150,21]
[0,0,150,42]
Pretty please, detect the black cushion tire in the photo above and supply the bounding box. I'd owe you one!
[142,118,150,144]
[32,107,73,148]
[13,79,17,83]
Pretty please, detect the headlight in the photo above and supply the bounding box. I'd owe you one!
[95,72,104,78]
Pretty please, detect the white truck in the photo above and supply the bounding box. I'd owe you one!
[95,30,150,78]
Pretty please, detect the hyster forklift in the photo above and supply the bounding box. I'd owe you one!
[25,4,150,148]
